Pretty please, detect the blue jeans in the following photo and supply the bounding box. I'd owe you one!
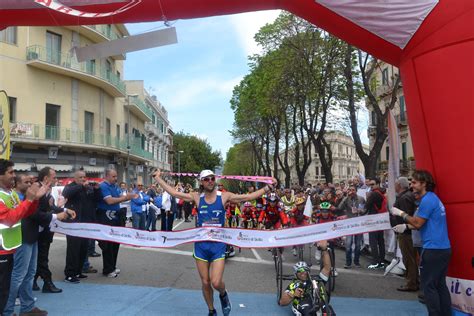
[345,234,362,265]
[132,212,146,230]
[4,242,38,316]
[146,206,158,231]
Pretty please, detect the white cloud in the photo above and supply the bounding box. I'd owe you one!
[229,10,281,57]
[154,75,242,109]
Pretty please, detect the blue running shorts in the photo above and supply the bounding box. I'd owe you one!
[193,241,226,262]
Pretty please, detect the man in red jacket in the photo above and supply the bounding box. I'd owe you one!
[0,159,50,314]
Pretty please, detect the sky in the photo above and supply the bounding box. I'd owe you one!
[124,10,369,160]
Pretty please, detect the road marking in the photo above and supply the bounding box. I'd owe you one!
[172,219,185,230]
[251,248,262,261]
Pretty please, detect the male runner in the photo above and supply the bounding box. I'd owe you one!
[153,169,276,316]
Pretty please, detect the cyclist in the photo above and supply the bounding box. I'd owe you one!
[258,193,288,229]
[240,201,257,229]
[280,241,335,316]
[314,202,339,276]
[281,188,295,214]
[289,197,310,256]
[225,201,241,228]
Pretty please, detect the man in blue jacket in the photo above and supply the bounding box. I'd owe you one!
[131,183,149,230]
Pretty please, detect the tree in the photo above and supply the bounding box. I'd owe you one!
[222,142,257,192]
[172,132,221,184]
[342,45,401,178]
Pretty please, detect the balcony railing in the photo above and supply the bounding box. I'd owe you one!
[10,122,153,160]
[128,96,153,121]
[26,45,126,96]
[86,25,120,41]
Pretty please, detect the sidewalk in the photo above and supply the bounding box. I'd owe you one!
[23,282,427,316]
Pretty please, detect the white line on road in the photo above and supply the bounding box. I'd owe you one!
[251,248,262,261]
[172,219,185,230]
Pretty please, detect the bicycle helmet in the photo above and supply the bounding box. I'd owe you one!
[295,197,306,205]
[293,261,310,274]
[268,193,278,202]
[243,201,252,208]
[319,202,331,210]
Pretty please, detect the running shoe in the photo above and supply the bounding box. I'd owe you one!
[219,291,232,316]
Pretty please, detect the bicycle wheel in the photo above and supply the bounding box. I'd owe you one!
[328,248,336,293]
[276,252,283,304]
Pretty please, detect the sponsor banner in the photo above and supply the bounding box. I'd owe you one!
[51,213,391,248]
[34,0,140,18]
[447,277,474,315]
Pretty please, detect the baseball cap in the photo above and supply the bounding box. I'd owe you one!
[199,169,215,180]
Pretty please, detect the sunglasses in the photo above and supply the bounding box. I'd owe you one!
[202,177,215,182]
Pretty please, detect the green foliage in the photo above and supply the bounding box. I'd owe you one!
[172,132,222,179]
[221,142,256,193]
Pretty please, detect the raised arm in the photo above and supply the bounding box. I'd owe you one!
[224,178,277,204]
[153,170,195,202]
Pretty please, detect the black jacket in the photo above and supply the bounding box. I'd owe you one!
[63,182,101,223]
[365,188,384,215]
[22,189,62,244]
[391,189,417,235]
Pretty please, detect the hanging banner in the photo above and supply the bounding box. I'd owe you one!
[0,91,11,160]
[34,0,140,18]
[165,172,275,184]
[50,213,391,248]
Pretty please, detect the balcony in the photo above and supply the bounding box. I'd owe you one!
[126,96,152,122]
[145,122,160,137]
[10,122,152,161]
[26,45,126,97]
[395,114,408,128]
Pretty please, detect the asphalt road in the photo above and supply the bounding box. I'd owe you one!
[46,218,420,302]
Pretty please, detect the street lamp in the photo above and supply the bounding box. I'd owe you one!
[177,150,184,183]
[126,93,138,187]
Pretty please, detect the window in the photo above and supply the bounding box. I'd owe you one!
[116,124,120,138]
[106,118,111,145]
[347,167,351,176]
[45,104,60,140]
[382,68,389,85]
[116,70,121,79]
[152,114,156,125]
[84,111,94,144]
[338,144,343,154]
[402,142,407,161]
[105,59,112,80]
[46,31,62,65]
[0,27,17,45]
[8,97,16,122]
[315,166,319,176]
[385,146,390,161]
[399,96,406,122]
[86,59,96,75]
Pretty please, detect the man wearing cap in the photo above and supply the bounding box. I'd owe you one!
[153,169,276,316]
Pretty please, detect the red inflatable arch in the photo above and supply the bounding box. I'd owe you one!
[1,0,473,296]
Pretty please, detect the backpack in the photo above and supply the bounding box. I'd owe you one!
[374,190,388,213]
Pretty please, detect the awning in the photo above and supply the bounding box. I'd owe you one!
[35,164,73,172]
[82,166,105,174]
[13,162,32,171]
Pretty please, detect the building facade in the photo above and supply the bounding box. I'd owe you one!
[367,61,415,177]
[0,25,172,184]
[277,131,368,185]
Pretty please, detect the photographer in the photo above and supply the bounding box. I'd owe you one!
[62,170,101,283]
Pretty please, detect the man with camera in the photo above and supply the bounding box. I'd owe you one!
[62,170,101,283]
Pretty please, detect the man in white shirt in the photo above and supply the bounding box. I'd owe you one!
[160,185,173,231]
